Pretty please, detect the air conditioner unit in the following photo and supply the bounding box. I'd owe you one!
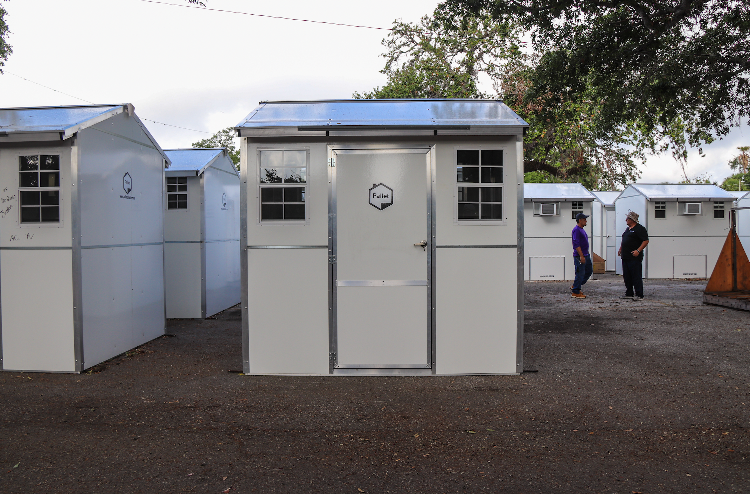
[683,202,701,215]
[539,203,557,216]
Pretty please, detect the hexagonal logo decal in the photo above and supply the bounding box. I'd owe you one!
[369,183,393,210]
[123,173,132,195]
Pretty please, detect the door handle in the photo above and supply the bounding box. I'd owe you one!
[414,240,427,251]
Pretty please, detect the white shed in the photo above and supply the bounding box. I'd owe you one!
[615,184,735,278]
[0,104,168,372]
[163,148,240,319]
[590,191,621,271]
[236,99,528,375]
[523,183,595,280]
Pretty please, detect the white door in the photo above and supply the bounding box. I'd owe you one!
[332,148,431,370]
[605,209,616,271]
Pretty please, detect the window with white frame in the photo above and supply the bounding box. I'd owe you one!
[571,201,583,219]
[714,202,725,219]
[456,149,503,221]
[19,154,60,223]
[654,201,666,219]
[167,177,188,209]
[259,150,307,221]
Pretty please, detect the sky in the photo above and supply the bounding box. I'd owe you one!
[1,0,747,188]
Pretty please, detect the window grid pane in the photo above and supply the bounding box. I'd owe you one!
[456,150,503,221]
[19,155,61,224]
[259,150,307,222]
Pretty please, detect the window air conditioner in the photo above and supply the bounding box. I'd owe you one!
[683,203,701,215]
[539,203,557,216]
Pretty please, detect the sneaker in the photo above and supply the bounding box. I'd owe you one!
[620,294,634,299]
[571,292,586,299]
[633,296,644,301]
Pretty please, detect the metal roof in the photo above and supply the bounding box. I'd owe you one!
[0,103,170,166]
[628,184,735,202]
[235,99,528,135]
[524,183,595,202]
[0,104,124,138]
[164,148,226,176]
[728,190,749,200]
[590,190,621,206]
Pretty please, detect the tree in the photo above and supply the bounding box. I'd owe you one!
[720,146,750,191]
[192,128,240,170]
[0,0,11,73]
[356,3,643,189]
[449,0,750,159]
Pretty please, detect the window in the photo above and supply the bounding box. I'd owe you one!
[167,177,188,209]
[259,150,307,221]
[714,202,725,219]
[655,201,666,219]
[456,149,503,221]
[571,201,583,219]
[19,154,60,223]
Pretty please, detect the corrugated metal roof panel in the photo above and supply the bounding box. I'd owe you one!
[164,148,224,175]
[590,191,621,206]
[630,184,735,201]
[728,191,749,200]
[0,104,123,134]
[523,183,595,201]
[236,99,528,129]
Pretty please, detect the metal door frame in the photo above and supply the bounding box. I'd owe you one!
[327,144,436,375]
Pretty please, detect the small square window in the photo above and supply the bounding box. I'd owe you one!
[714,202,725,219]
[571,201,583,219]
[19,154,61,223]
[259,150,308,222]
[167,177,188,209]
[654,201,666,219]
[456,149,503,222]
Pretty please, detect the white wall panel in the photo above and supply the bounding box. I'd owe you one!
[164,243,202,319]
[525,238,577,280]
[247,249,329,374]
[1,251,75,372]
[529,256,566,281]
[205,240,241,317]
[130,245,166,344]
[436,248,517,374]
[164,176,201,242]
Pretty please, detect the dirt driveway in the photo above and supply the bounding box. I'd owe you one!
[1,274,749,493]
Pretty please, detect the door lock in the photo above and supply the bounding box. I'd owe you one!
[414,240,427,251]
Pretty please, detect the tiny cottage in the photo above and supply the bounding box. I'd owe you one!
[236,99,528,375]
[0,104,168,372]
[615,184,735,279]
[163,148,240,318]
[523,183,595,280]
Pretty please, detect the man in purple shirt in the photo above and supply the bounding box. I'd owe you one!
[571,212,593,299]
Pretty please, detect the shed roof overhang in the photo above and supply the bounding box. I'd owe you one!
[164,148,230,177]
[0,104,171,167]
[629,184,735,202]
[235,99,529,138]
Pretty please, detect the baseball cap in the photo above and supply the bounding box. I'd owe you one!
[575,213,589,220]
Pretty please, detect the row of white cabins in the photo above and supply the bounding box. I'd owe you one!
[524,182,739,281]
[0,101,744,375]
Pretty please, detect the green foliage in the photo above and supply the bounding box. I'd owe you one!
[523,171,554,183]
[729,146,750,174]
[356,3,644,189]
[451,0,750,158]
[720,173,750,192]
[192,127,240,169]
[0,1,12,73]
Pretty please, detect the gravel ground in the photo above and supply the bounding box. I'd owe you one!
[1,273,749,493]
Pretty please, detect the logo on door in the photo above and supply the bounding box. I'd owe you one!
[369,183,393,210]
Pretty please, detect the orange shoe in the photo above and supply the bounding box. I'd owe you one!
[571,292,586,299]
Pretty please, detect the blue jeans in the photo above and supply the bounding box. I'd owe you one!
[572,255,593,293]
[622,259,644,297]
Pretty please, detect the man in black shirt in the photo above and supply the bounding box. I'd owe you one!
[618,211,650,300]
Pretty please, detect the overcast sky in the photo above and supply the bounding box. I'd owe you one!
[1,0,746,187]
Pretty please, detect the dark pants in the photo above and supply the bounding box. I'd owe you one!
[622,259,644,297]
[572,255,593,293]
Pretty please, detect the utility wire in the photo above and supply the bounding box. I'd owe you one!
[138,0,390,30]
[4,71,211,134]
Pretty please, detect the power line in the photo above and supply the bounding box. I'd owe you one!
[138,0,390,30]
[4,71,212,134]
